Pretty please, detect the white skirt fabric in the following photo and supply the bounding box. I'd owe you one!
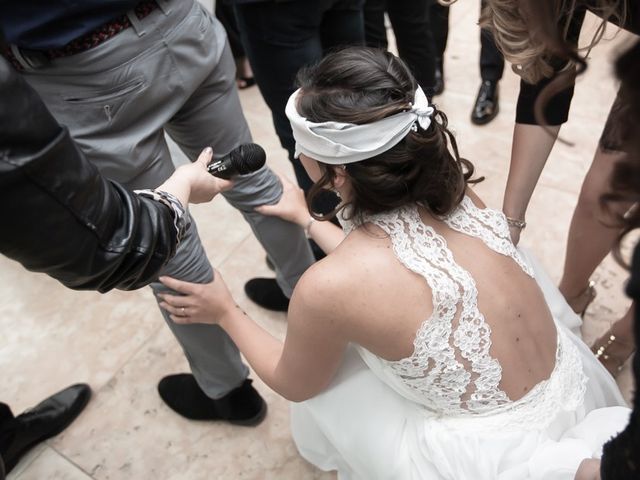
[290,250,631,480]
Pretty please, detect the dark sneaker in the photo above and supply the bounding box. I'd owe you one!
[244,278,289,312]
[158,375,267,427]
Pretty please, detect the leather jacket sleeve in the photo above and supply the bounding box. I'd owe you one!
[0,58,178,292]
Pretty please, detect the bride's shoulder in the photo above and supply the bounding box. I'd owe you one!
[463,187,488,210]
[292,228,396,315]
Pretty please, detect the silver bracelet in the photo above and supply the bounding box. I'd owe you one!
[135,189,191,244]
[505,216,526,230]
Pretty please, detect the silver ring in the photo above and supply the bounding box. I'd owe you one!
[181,307,186,316]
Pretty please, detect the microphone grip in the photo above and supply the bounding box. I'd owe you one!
[206,143,266,179]
[207,159,234,179]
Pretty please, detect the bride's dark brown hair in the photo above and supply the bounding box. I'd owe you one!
[295,47,479,223]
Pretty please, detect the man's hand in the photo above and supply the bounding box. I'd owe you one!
[155,148,234,207]
[177,148,234,204]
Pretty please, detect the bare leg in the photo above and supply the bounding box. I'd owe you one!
[236,56,255,89]
[592,303,636,375]
[558,147,631,308]
[557,147,636,374]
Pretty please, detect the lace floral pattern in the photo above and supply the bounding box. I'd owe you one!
[340,198,586,419]
[444,196,534,277]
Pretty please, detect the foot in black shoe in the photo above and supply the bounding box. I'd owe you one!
[158,375,267,426]
[0,384,91,474]
[244,278,289,312]
[471,80,499,125]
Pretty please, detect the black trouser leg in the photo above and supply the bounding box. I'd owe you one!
[0,402,13,480]
[363,0,388,48]
[215,2,245,59]
[429,0,450,70]
[386,0,436,93]
[234,0,364,216]
[479,0,504,81]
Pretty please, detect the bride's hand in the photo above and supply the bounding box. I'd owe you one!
[255,173,310,227]
[158,270,237,325]
[574,459,601,480]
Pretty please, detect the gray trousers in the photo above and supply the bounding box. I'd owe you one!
[19,0,314,398]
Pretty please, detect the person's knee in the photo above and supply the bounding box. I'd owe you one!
[223,165,283,209]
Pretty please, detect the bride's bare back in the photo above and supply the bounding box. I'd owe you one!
[314,192,557,404]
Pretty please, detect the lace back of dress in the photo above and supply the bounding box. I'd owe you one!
[355,200,536,414]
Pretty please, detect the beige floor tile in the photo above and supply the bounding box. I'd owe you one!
[0,258,160,413]
[1,3,636,479]
[10,447,92,480]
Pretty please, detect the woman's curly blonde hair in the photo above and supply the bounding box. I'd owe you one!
[480,0,624,84]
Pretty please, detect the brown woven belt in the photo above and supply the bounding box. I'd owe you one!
[3,0,160,71]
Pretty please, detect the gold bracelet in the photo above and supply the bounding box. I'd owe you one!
[506,216,526,230]
[304,217,316,237]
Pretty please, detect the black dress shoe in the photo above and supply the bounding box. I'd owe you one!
[158,375,267,426]
[244,278,289,312]
[471,80,500,125]
[0,384,91,474]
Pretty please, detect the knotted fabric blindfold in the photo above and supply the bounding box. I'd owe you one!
[285,86,434,165]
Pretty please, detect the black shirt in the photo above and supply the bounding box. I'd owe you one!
[516,1,639,125]
[0,0,140,50]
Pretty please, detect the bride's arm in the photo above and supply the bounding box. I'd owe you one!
[574,459,601,480]
[158,265,349,402]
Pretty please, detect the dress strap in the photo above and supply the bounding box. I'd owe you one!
[444,196,535,277]
[355,205,509,413]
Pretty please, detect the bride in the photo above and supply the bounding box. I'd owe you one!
[158,48,629,480]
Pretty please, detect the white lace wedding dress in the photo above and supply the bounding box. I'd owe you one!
[290,198,630,480]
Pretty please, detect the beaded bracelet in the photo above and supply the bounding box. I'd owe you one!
[135,189,191,244]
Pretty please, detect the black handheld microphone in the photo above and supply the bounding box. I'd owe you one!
[207,143,266,179]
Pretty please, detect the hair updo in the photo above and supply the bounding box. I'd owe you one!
[296,47,479,223]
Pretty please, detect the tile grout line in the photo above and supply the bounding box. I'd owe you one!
[45,444,95,479]
[8,445,47,480]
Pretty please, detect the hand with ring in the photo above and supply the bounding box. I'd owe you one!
[157,271,237,325]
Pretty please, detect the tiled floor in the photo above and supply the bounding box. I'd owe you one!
[1,4,636,479]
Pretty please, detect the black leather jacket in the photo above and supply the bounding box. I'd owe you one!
[0,57,178,292]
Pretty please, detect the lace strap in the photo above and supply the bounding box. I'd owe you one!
[361,206,509,411]
[445,197,534,277]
